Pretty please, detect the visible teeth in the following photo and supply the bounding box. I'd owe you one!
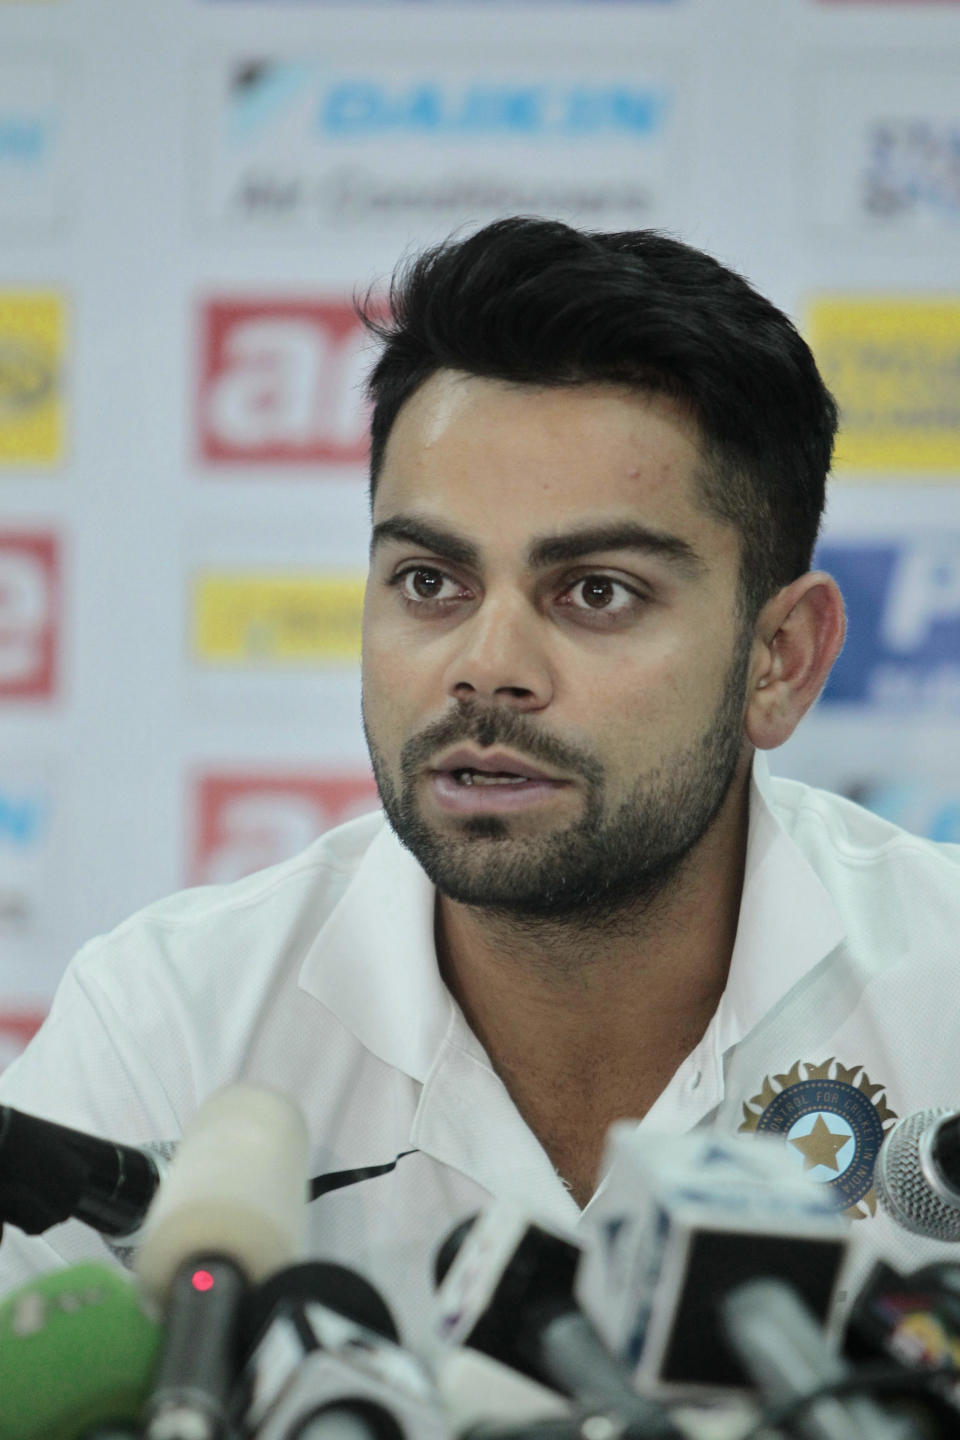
[454,770,527,786]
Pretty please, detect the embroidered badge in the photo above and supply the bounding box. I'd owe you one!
[738,1058,898,1220]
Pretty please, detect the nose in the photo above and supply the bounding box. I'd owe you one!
[443,593,554,712]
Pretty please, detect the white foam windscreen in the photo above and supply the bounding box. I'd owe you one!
[134,1083,309,1298]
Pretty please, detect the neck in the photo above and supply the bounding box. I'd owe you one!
[434,762,753,1200]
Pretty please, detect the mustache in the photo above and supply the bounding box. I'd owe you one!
[399,702,604,786]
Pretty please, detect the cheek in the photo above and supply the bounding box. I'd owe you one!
[361,627,433,745]
[564,641,727,746]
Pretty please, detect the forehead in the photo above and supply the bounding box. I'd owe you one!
[374,370,725,546]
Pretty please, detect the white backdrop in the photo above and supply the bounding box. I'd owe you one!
[0,0,958,1065]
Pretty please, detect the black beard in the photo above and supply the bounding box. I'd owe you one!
[363,637,752,926]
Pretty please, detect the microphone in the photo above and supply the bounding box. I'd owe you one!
[433,1202,684,1439]
[0,1261,163,1440]
[874,1109,960,1240]
[237,1260,447,1440]
[0,1104,166,1240]
[722,1276,922,1440]
[134,1082,309,1440]
[576,1125,849,1394]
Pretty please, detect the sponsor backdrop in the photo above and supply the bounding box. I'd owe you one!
[0,0,958,1065]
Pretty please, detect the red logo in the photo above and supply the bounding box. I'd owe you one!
[191,770,379,883]
[0,532,59,699]
[0,1008,46,1072]
[197,299,373,467]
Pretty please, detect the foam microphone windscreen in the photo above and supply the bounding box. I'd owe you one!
[134,1082,309,1298]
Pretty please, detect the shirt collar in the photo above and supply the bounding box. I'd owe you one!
[712,751,845,1055]
[298,821,452,1081]
[298,752,847,1079]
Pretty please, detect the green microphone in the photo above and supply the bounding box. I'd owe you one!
[0,1262,163,1440]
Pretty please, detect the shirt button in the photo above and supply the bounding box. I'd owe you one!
[689,1069,702,1091]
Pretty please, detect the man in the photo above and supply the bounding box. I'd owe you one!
[0,219,957,1345]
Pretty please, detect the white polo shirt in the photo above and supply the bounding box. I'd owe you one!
[1,755,959,1351]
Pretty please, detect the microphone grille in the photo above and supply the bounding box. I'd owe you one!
[874,1108,960,1241]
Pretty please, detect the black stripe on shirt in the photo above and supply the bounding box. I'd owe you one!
[309,1149,419,1201]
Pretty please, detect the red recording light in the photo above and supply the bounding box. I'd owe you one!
[191,1269,215,1293]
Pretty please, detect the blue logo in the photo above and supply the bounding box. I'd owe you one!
[0,789,46,849]
[0,116,52,166]
[818,540,960,710]
[321,83,666,138]
[227,64,669,144]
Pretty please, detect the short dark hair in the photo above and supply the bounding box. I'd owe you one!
[360,216,838,619]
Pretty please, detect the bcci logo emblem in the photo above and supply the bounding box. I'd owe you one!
[739,1058,898,1220]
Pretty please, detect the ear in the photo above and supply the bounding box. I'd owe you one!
[746,571,846,751]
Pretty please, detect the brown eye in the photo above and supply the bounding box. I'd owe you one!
[410,567,445,599]
[580,577,616,609]
[558,574,641,621]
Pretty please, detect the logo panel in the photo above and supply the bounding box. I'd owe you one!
[0,293,65,465]
[194,62,677,235]
[191,568,364,666]
[197,299,371,467]
[817,539,960,711]
[191,770,379,882]
[0,533,59,699]
[804,59,960,235]
[807,298,960,472]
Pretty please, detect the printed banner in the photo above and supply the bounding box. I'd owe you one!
[805,58,960,233]
[191,568,365,666]
[0,293,65,465]
[818,539,960,710]
[807,298,960,472]
[190,770,378,882]
[0,532,60,699]
[193,61,678,237]
[197,299,372,467]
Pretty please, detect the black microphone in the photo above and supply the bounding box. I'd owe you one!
[433,1204,684,1440]
[237,1260,447,1440]
[874,1109,960,1240]
[0,1104,164,1240]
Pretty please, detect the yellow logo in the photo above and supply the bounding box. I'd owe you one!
[739,1058,897,1220]
[0,294,64,466]
[807,297,960,476]
[191,570,364,665]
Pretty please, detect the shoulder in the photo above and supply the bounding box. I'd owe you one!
[64,809,390,1023]
[88,808,386,950]
[0,810,393,1124]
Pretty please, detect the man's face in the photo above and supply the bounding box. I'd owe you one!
[361,372,755,922]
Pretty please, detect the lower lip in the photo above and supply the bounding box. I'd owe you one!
[428,772,569,813]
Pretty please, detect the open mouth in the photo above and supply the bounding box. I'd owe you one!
[450,769,532,787]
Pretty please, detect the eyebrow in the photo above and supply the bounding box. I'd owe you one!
[529,522,705,576]
[370,513,706,577]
